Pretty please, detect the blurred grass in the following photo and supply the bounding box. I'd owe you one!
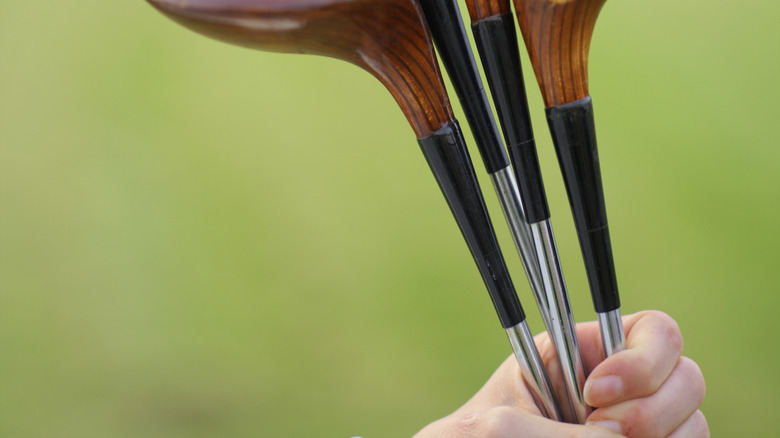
[1,1,778,436]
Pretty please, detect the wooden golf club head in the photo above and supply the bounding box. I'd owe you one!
[146,0,453,137]
[147,0,561,407]
[513,0,606,107]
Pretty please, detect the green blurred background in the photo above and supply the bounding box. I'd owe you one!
[1,1,778,436]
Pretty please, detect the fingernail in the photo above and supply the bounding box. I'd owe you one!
[584,375,624,405]
[586,420,623,435]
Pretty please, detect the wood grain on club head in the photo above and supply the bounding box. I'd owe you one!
[465,0,510,21]
[513,0,606,107]
[147,0,453,137]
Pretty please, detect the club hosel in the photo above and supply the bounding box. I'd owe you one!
[419,0,480,97]
[471,14,533,141]
[470,13,550,224]
[577,225,620,313]
[546,97,620,313]
[418,121,526,328]
[419,0,510,175]
[457,91,510,174]
[507,138,550,224]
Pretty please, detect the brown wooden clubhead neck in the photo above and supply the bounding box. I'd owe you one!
[465,0,511,21]
[513,0,606,108]
[147,0,454,138]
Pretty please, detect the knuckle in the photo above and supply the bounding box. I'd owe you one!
[622,354,662,397]
[631,352,657,382]
[678,357,707,404]
[693,410,711,438]
[451,412,480,437]
[647,310,684,354]
[618,400,652,436]
[478,406,521,436]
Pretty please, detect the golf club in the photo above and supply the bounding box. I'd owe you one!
[146,0,562,421]
[463,0,588,423]
[513,0,626,356]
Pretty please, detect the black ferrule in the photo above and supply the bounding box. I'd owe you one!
[546,97,620,312]
[418,121,525,328]
[471,14,550,223]
[418,0,509,174]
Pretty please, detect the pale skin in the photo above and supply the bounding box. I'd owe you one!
[414,311,709,437]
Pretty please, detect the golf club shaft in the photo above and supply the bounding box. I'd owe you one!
[599,308,625,357]
[507,321,562,421]
[494,168,585,423]
[464,1,587,422]
[419,120,561,421]
[529,219,587,422]
[490,168,550,330]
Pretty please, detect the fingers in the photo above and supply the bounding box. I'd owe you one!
[415,310,706,438]
[584,311,683,407]
[418,355,625,437]
[415,406,627,438]
[667,410,710,438]
[585,356,706,438]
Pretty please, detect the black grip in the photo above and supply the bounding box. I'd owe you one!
[418,121,525,328]
[418,0,509,174]
[546,97,620,313]
[471,14,550,223]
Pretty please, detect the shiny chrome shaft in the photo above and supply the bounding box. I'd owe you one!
[598,309,626,357]
[491,167,585,422]
[506,321,563,421]
[490,167,552,330]
[530,220,587,424]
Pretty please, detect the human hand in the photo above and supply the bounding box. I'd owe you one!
[413,311,708,437]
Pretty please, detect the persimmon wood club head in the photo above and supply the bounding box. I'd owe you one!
[146,0,561,420]
[513,0,606,108]
[513,0,626,356]
[147,0,452,138]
